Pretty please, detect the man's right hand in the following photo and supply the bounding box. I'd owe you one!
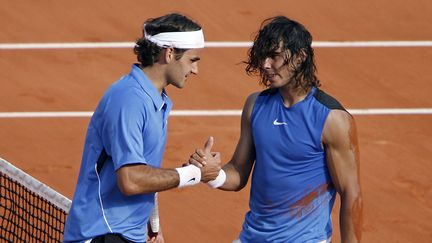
[190,137,221,182]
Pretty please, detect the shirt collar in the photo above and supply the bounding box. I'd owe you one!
[130,64,171,111]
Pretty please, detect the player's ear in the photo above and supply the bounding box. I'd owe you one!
[164,47,174,63]
[298,49,307,63]
[293,49,307,67]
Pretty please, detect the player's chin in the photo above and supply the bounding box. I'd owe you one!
[172,80,186,89]
[268,81,281,89]
[177,83,186,89]
[268,79,287,89]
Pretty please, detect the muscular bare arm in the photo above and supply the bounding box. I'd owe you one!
[182,92,257,191]
[323,110,363,243]
[219,92,258,191]
[187,92,258,191]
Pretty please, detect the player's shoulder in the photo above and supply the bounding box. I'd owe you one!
[257,88,278,98]
[313,88,346,111]
[323,108,356,146]
[249,88,277,105]
[244,88,272,106]
[316,88,355,137]
[241,90,267,120]
[242,92,257,112]
[245,91,262,105]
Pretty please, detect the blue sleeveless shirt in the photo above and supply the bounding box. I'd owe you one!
[240,87,345,243]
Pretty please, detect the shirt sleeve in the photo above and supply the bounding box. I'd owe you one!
[100,88,148,170]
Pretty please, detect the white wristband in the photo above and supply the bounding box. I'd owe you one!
[175,165,201,188]
[207,169,226,188]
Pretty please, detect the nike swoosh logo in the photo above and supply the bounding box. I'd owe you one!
[273,119,287,126]
[188,178,196,182]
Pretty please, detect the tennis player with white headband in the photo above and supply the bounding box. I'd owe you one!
[64,13,222,243]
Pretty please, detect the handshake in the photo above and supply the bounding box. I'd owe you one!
[176,136,226,188]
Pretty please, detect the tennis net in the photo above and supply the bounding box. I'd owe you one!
[0,157,71,242]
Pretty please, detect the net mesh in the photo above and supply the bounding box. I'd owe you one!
[0,158,71,242]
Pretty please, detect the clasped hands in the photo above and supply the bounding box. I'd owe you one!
[187,136,221,182]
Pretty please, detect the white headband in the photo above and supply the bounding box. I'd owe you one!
[144,29,205,49]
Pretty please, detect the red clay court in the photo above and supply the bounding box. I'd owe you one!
[1,1,431,242]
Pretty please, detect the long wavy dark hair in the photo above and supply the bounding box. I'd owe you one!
[245,16,320,90]
[134,13,202,67]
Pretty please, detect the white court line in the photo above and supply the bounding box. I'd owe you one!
[0,109,431,118]
[1,41,432,49]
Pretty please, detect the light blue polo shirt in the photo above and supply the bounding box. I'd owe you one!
[64,64,172,243]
